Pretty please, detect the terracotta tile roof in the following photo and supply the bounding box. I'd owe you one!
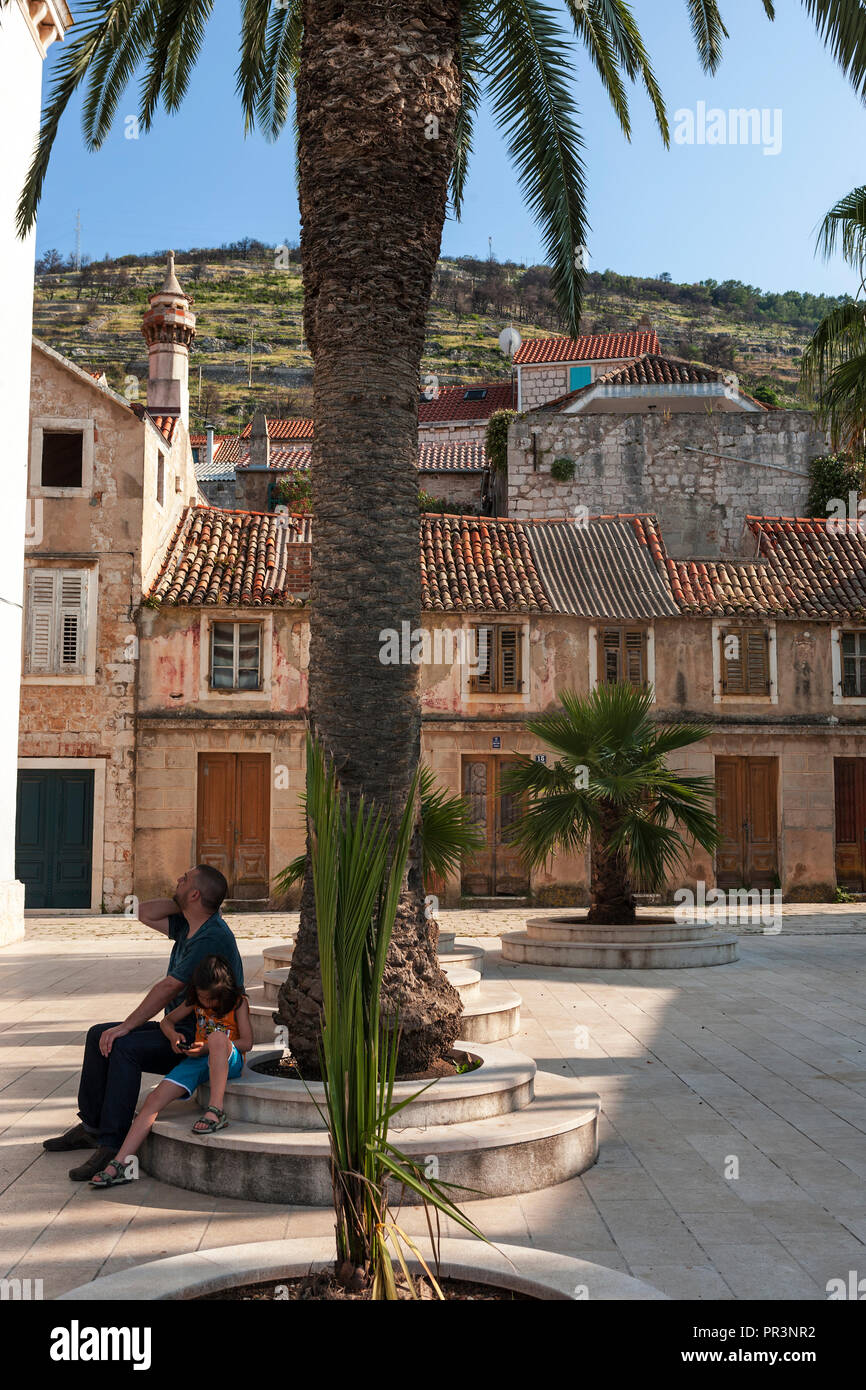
[665,516,866,619]
[525,515,680,619]
[148,507,310,607]
[514,331,660,366]
[222,442,487,476]
[421,515,552,613]
[240,417,314,440]
[418,441,488,473]
[418,380,516,423]
[147,413,180,444]
[597,354,722,387]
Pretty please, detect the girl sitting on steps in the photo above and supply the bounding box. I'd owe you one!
[90,954,252,1188]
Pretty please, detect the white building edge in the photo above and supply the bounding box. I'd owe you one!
[0,1,73,944]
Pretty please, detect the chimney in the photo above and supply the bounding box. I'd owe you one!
[250,409,270,471]
[141,251,196,426]
[206,426,214,468]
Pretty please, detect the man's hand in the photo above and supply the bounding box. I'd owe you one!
[99,1024,130,1057]
[183,1041,206,1058]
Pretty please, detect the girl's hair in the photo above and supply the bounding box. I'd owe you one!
[185,955,244,1015]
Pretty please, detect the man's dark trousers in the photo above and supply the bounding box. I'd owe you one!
[78,1021,188,1150]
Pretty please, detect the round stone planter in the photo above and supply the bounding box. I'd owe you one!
[204,1043,533,1130]
[142,1044,599,1206]
[503,916,739,969]
[56,1237,667,1302]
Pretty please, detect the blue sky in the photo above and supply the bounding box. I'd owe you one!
[34,0,866,297]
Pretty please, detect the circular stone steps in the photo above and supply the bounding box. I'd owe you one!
[262,942,294,970]
[436,930,456,952]
[143,1057,599,1206]
[503,917,739,969]
[201,1044,533,1129]
[439,945,485,973]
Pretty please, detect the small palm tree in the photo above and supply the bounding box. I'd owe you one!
[504,684,718,925]
[801,186,866,451]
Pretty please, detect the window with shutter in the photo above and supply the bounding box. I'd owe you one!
[600,628,647,688]
[26,569,88,674]
[721,627,770,695]
[470,625,523,693]
[841,631,866,697]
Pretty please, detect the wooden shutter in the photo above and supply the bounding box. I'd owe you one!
[602,628,645,687]
[721,627,770,695]
[602,628,621,683]
[59,573,86,672]
[470,626,493,693]
[721,628,745,694]
[498,627,521,692]
[26,570,87,674]
[624,631,646,687]
[27,571,56,673]
[745,629,770,694]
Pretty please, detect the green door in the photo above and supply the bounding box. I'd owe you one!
[15,770,94,909]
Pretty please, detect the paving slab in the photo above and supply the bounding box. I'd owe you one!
[1,917,866,1299]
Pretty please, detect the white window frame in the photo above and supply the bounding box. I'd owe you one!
[461,621,530,703]
[832,626,866,705]
[712,619,778,704]
[22,563,97,685]
[30,416,95,497]
[589,623,656,702]
[199,613,273,702]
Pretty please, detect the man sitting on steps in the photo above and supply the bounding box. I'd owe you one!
[43,865,245,1182]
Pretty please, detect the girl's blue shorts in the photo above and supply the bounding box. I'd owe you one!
[164,1044,243,1096]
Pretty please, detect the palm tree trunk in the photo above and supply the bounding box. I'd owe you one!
[277,0,464,1075]
[588,801,636,925]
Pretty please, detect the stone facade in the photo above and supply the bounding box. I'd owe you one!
[19,326,201,912]
[508,410,827,556]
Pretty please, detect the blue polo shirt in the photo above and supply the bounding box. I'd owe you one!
[165,912,245,1015]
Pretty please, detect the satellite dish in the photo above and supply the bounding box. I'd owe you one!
[499,326,522,359]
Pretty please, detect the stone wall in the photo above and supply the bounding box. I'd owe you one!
[508,410,827,556]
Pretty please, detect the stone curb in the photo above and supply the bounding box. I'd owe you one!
[55,1237,667,1302]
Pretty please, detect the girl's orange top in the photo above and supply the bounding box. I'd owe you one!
[194,1005,240,1043]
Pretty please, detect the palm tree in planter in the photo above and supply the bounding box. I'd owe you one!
[503,684,718,926]
[17,1,866,1071]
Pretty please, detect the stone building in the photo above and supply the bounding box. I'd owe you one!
[514,329,661,411]
[1,0,73,944]
[16,258,202,911]
[125,506,866,910]
[508,401,826,556]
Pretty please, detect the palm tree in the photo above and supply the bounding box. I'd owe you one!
[503,684,718,925]
[801,185,866,453]
[17,0,866,1070]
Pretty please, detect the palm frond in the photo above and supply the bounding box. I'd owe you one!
[138,0,214,130]
[236,0,273,132]
[484,0,588,334]
[451,0,487,218]
[569,0,669,143]
[686,0,729,73]
[418,765,486,883]
[802,0,866,102]
[816,184,866,271]
[254,0,303,141]
[17,0,153,235]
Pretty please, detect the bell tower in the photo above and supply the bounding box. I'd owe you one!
[141,251,196,425]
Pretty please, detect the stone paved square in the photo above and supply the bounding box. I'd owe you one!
[2,909,864,1301]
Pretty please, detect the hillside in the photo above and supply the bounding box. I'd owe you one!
[32,243,844,431]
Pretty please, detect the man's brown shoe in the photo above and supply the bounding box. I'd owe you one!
[69,1147,116,1182]
[43,1123,99,1153]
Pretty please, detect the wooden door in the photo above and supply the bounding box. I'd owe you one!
[15,769,94,908]
[715,757,778,889]
[835,759,866,890]
[461,756,529,897]
[197,753,270,899]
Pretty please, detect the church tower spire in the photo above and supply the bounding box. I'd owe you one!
[141,251,196,425]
